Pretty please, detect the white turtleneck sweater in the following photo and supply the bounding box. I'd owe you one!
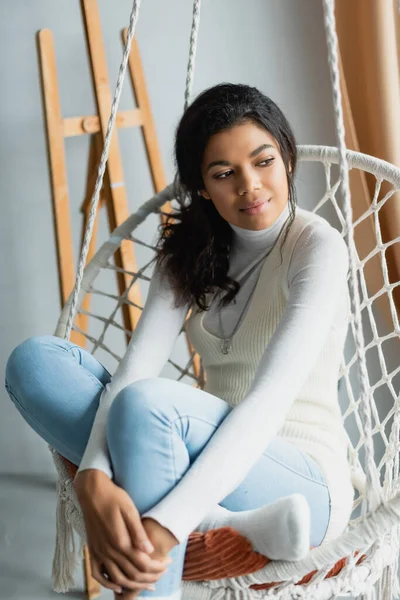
[77,202,355,545]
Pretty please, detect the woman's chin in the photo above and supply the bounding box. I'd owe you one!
[237,213,277,231]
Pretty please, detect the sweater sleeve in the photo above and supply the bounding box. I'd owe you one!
[77,265,189,478]
[141,222,349,541]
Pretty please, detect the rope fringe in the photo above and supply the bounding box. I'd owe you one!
[51,476,78,593]
[49,446,87,593]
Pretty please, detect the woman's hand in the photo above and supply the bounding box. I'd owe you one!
[74,469,172,595]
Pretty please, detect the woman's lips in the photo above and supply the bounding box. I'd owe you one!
[240,199,270,216]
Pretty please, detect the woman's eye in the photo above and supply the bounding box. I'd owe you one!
[214,158,274,180]
[215,170,233,179]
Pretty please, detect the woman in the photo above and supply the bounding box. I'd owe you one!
[5,83,354,600]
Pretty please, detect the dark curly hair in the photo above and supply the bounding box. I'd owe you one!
[154,83,298,311]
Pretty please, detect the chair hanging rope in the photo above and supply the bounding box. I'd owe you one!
[321,0,383,513]
[64,0,142,340]
[65,0,202,341]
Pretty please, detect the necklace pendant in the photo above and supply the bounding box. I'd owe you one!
[221,339,232,355]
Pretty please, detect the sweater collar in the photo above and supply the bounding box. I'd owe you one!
[229,201,291,252]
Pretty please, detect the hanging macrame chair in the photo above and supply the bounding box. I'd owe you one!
[47,0,400,598]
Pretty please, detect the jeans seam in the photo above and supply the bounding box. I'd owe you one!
[62,344,111,383]
[263,453,329,488]
[171,414,329,489]
[170,424,178,481]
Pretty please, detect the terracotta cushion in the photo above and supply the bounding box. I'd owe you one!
[62,457,365,590]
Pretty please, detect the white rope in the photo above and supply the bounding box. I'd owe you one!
[64,0,142,341]
[321,0,383,511]
[65,0,202,335]
[183,0,202,112]
[173,0,202,199]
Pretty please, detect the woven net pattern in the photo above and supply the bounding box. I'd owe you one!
[54,145,400,598]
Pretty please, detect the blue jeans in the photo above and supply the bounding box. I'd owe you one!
[5,335,330,597]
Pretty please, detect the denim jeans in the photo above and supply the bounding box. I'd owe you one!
[5,334,330,598]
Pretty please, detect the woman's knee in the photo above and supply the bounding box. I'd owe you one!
[108,378,164,422]
[5,335,58,393]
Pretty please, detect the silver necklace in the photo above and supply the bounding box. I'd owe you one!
[217,243,277,355]
[218,290,254,354]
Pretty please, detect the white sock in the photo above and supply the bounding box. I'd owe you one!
[194,493,311,561]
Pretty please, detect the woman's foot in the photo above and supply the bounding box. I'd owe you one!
[195,493,311,561]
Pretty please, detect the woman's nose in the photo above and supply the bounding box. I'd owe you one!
[238,172,261,196]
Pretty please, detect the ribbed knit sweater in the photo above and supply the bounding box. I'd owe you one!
[77,202,355,546]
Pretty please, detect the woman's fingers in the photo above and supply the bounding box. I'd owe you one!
[120,501,155,555]
[91,553,157,593]
[91,512,171,591]
[120,545,172,576]
[107,510,171,577]
[102,558,158,592]
[114,589,143,600]
[90,555,124,594]
[106,508,166,573]
[118,508,173,574]
[107,547,168,584]
[106,508,137,554]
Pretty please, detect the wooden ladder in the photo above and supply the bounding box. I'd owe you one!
[37,0,168,348]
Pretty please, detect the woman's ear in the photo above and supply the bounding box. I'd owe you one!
[199,189,211,200]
